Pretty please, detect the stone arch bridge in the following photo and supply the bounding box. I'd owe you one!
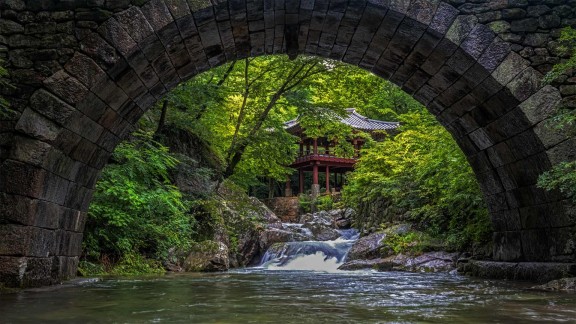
[0,0,575,287]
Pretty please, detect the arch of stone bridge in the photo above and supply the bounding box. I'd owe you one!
[0,0,575,287]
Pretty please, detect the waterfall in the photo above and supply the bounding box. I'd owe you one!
[257,228,359,272]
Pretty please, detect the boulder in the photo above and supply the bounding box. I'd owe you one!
[259,228,309,250]
[338,258,394,271]
[183,240,229,272]
[339,251,458,273]
[532,277,576,291]
[345,232,389,261]
[384,251,458,272]
[299,210,334,226]
[302,222,341,241]
[335,218,351,229]
[233,229,263,267]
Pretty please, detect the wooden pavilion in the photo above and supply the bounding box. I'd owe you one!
[284,108,399,197]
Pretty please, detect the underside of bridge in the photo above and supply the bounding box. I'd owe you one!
[0,0,575,287]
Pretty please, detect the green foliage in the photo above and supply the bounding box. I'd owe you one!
[343,107,491,250]
[544,27,576,83]
[84,131,195,271]
[537,27,576,203]
[538,161,576,202]
[298,194,312,213]
[384,231,429,255]
[298,194,336,213]
[315,195,334,211]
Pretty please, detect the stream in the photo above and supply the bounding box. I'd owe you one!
[1,228,575,323]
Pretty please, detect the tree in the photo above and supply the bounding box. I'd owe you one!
[342,100,490,250]
[84,131,194,270]
[152,55,346,190]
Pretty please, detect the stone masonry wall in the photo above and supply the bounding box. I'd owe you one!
[0,0,575,287]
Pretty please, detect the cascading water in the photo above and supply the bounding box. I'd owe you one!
[257,225,359,272]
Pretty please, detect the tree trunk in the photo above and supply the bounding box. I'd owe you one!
[156,99,169,134]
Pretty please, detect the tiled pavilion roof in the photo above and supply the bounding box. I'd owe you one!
[284,108,400,133]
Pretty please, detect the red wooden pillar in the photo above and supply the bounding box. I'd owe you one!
[353,138,359,157]
[299,140,303,156]
[325,165,330,193]
[312,163,319,185]
[299,169,304,194]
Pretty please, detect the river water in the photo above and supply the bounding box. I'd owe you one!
[1,229,575,323]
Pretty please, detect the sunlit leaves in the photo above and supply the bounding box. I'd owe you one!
[85,131,195,262]
[343,109,491,250]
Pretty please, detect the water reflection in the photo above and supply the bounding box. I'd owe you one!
[0,271,575,323]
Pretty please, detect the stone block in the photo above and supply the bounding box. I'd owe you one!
[460,24,495,60]
[91,77,129,111]
[127,51,160,88]
[0,224,55,257]
[74,164,101,189]
[140,33,165,62]
[44,148,80,181]
[0,194,58,229]
[98,18,138,59]
[152,52,180,86]
[54,129,83,156]
[545,137,576,165]
[467,151,493,174]
[165,0,192,18]
[54,230,84,256]
[412,83,438,106]
[486,141,516,168]
[485,107,532,142]
[0,160,46,198]
[469,127,493,150]
[79,32,120,69]
[421,38,458,75]
[521,202,567,229]
[69,138,99,165]
[506,129,544,161]
[477,169,505,195]
[428,65,461,92]
[427,2,458,35]
[533,118,568,149]
[510,18,539,32]
[406,0,439,25]
[8,135,52,167]
[64,52,107,90]
[66,112,105,144]
[141,0,174,31]
[521,229,552,261]
[96,129,120,153]
[484,192,510,214]
[506,67,542,102]
[493,231,523,261]
[547,227,576,261]
[116,69,147,100]
[446,14,478,46]
[51,256,79,281]
[29,89,76,126]
[41,172,70,206]
[491,51,529,86]
[44,71,90,106]
[0,256,56,288]
[15,108,62,143]
[518,85,561,124]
